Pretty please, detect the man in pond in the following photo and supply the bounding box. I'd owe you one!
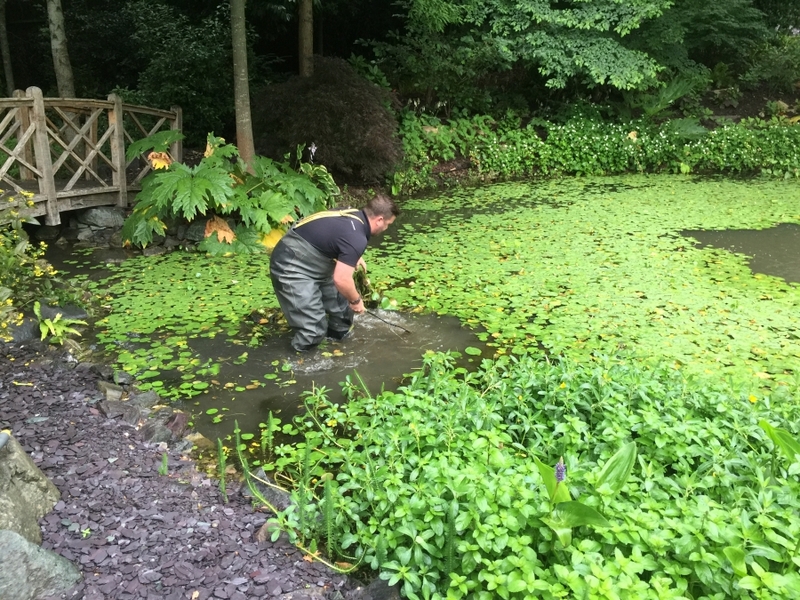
[269,193,399,352]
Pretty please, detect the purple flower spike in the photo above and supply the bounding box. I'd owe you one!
[555,457,566,483]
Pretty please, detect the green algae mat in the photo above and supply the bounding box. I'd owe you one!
[369,175,800,395]
[92,175,800,399]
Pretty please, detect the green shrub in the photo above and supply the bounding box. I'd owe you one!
[1,194,84,341]
[391,112,800,194]
[246,352,800,599]
[121,133,339,254]
[743,33,800,94]
[252,56,402,184]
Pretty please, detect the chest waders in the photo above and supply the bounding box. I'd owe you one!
[269,210,365,352]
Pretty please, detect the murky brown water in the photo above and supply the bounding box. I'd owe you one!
[683,223,800,284]
[184,309,487,440]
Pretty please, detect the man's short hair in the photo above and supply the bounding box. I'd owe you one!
[364,193,400,219]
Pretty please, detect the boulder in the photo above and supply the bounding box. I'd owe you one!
[0,432,60,544]
[32,225,62,241]
[76,206,125,228]
[0,529,82,600]
[37,303,90,322]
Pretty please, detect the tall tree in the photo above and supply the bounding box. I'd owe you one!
[0,0,13,95]
[46,0,75,97]
[298,0,313,76]
[231,0,255,164]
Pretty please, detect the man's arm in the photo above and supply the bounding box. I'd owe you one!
[333,261,365,313]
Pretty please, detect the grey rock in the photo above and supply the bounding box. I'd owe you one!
[0,529,82,600]
[7,316,39,343]
[37,303,89,322]
[76,207,125,228]
[139,420,174,444]
[142,245,167,257]
[129,390,161,409]
[33,225,62,241]
[184,219,209,242]
[0,434,60,544]
[97,381,125,402]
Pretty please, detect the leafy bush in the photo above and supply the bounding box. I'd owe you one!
[391,112,800,194]
[743,33,800,93]
[1,194,84,341]
[124,1,233,146]
[243,352,800,599]
[252,56,402,184]
[122,133,339,254]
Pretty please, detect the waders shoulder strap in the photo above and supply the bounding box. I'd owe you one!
[294,209,364,229]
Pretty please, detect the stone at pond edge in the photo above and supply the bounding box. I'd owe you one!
[0,529,82,600]
[97,380,124,402]
[6,316,40,343]
[0,433,60,544]
[37,303,90,322]
[343,578,401,600]
[241,468,293,512]
[75,206,125,228]
[129,390,161,409]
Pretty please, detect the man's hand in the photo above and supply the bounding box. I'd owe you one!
[350,298,365,314]
[356,257,367,272]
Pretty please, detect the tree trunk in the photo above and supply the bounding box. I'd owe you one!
[0,0,14,95]
[298,0,313,77]
[231,0,255,166]
[46,0,75,98]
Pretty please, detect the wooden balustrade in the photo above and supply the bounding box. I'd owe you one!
[0,86,182,225]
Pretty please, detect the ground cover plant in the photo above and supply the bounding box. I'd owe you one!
[391,113,800,195]
[246,351,800,599]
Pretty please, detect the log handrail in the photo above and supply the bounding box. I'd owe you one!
[0,86,182,225]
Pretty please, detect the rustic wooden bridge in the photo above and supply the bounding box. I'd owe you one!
[0,86,182,225]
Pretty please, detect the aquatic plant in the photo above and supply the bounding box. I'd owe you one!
[371,175,800,394]
[253,351,800,599]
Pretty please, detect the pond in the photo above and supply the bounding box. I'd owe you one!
[52,174,800,443]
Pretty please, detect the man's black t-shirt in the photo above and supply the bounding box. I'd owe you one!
[294,210,371,267]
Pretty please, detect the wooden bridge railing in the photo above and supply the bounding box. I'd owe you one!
[0,86,182,225]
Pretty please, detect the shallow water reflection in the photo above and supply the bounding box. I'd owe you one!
[683,223,800,284]
[182,309,487,440]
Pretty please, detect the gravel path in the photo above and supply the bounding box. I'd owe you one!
[1,343,362,600]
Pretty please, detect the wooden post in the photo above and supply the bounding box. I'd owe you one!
[170,105,183,163]
[86,110,97,181]
[13,89,34,181]
[28,87,59,226]
[108,93,127,207]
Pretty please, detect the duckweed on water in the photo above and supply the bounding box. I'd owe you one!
[369,175,800,392]
[91,175,800,399]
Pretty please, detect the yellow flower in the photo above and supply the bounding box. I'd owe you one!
[627,131,638,141]
[748,395,757,403]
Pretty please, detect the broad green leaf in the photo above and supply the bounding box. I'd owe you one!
[724,546,747,578]
[533,456,571,504]
[551,501,610,529]
[595,442,637,496]
[758,420,800,463]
